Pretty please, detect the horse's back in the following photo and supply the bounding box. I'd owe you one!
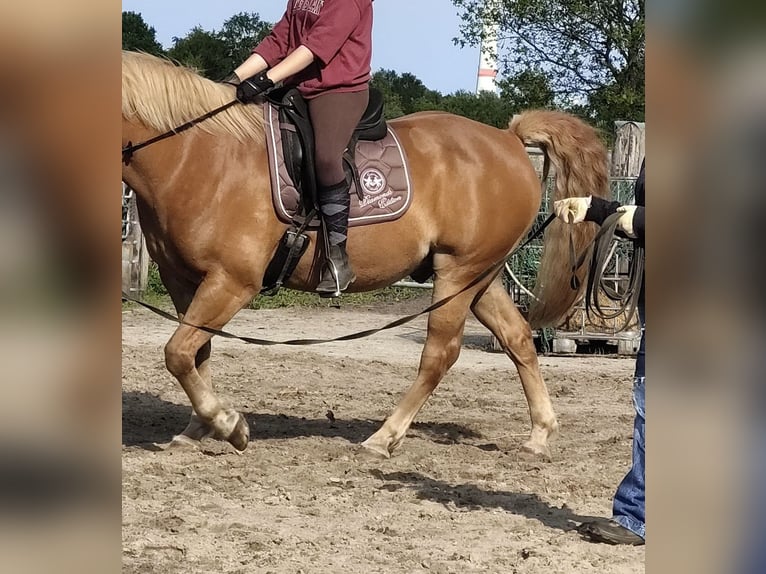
[387,111,542,255]
[390,111,538,190]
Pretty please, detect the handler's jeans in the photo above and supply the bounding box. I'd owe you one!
[612,306,645,539]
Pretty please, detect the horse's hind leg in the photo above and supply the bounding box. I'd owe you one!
[362,270,477,458]
[470,278,559,460]
[163,272,256,452]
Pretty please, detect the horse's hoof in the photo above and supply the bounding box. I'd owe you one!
[520,441,552,463]
[180,414,214,442]
[360,437,392,459]
[157,434,202,451]
[226,413,250,453]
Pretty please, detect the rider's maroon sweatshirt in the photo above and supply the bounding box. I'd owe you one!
[252,0,373,99]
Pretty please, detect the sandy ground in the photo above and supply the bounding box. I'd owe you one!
[122,300,644,573]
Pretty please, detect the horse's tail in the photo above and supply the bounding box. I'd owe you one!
[509,110,610,329]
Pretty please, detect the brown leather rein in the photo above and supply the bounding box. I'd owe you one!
[121,214,558,347]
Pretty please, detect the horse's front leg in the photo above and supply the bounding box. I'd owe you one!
[158,270,216,448]
[163,272,256,452]
[168,341,216,447]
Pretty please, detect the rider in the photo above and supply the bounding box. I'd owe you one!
[225,0,374,296]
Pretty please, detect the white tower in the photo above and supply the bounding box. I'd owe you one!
[476,16,499,93]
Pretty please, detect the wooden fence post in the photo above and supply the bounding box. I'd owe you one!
[611,121,645,177]
[122,184,150,296]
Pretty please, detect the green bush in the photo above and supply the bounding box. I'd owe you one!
[146,262,167,296]
[250,285,427,309]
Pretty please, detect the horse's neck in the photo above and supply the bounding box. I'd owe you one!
[122,121,180,204]
[122,121,273,220]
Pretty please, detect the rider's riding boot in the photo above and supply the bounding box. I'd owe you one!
[316,180,356,296]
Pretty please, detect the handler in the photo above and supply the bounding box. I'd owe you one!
[553,160,646,545]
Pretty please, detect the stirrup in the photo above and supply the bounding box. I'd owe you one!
[317,259,342,298]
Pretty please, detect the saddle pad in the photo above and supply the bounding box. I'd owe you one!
[263,102,413,228]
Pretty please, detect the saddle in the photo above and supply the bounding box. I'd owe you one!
[261,87,413,293]
[266,86,388,214]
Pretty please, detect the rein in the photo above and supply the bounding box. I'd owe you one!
[576,212,644,326]
[121,214,557,347]
[122,99,239,165]
[122,94,301,165]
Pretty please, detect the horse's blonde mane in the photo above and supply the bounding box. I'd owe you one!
[121,50,264,141]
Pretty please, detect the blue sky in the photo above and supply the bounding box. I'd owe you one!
[122,0,482,95]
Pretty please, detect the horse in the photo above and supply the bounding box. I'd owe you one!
[121,51,609,460]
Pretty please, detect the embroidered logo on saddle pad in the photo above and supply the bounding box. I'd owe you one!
[263,102,413,228]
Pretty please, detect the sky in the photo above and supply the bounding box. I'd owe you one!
[121,0,483,95]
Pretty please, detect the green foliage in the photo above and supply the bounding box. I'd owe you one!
[217,12,273,72]
[370,70,441,120]
[441,90,514,128]
[165,12,272,80]
[250,286,427,310]
[146,262,167,296]
[453,0,645,128]
[167,27,230,79]
[370,71,405,119]
[372,69,514,128]
[371,69,442,118]
[587,77,645,132]
[122,11,165,55]
[143,261,426,311]
[498,69,555,110]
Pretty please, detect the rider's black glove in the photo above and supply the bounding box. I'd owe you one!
[236,72,275,103]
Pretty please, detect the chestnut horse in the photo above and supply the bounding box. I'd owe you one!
[122,51,609,459]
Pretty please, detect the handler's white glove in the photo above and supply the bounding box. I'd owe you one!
[553,196,592,224]
[616,205,638,238]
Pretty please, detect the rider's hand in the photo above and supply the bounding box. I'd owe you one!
[553,196,592,224]
[616,205,638,238]
[236,71,275,103]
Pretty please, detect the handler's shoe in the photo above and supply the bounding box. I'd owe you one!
[577,519,645,546]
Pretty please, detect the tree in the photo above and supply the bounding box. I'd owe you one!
[498,69,555,110]
[371,69,442,117]
[218,12,272,69]
[167,27,229,80]
[165,13,273,81]
[452,0,645,128]
[371,70,406,119]
[372,69,514,127]
[441,91,514,128]
[122,11,165,55]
